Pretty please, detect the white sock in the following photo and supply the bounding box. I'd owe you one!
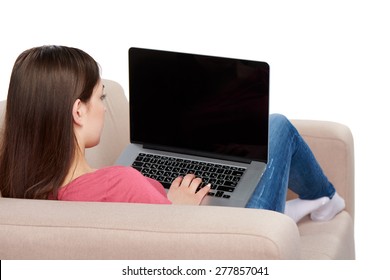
[310,192,345,222]
[284,197,330,223]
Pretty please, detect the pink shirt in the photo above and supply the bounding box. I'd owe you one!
[58,166,171,204]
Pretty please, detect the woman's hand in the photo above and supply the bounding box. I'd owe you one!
[167,174,211,205]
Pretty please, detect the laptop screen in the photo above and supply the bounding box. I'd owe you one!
[129,47,269,163]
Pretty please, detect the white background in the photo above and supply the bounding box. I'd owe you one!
[1,0,389,276]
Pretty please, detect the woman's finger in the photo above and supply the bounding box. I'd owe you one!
[188,177,202,192]
[179,173,196,188]
[170,176,183,189]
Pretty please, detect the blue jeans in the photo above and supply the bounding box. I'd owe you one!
[246,114,336,213]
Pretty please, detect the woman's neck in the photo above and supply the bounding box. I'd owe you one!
[61,150,95,187]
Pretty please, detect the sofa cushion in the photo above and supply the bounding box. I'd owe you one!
[298,211,355,259]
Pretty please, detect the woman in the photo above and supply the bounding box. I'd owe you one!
[0,45,345,223]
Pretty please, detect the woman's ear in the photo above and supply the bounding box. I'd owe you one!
[72,99,85,126]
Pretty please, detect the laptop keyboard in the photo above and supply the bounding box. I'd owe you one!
[131,153,246,199]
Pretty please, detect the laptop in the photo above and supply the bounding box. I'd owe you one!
[115,47,269,207]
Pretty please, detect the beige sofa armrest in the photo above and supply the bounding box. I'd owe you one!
[0,197,300,260]
[291,120,355,219]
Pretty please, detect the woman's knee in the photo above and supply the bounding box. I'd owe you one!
[269,114,295,134]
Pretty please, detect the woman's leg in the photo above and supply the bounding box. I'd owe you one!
[246,114,336,213]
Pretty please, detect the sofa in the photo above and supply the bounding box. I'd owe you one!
[0,79,355,259]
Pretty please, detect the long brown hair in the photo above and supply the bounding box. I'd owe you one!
[0,45,100,199]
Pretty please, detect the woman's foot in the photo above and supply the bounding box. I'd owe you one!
[310,192,345,221]
[285,197,330,223]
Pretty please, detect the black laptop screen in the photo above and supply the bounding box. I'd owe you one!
[129,48,269,163]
